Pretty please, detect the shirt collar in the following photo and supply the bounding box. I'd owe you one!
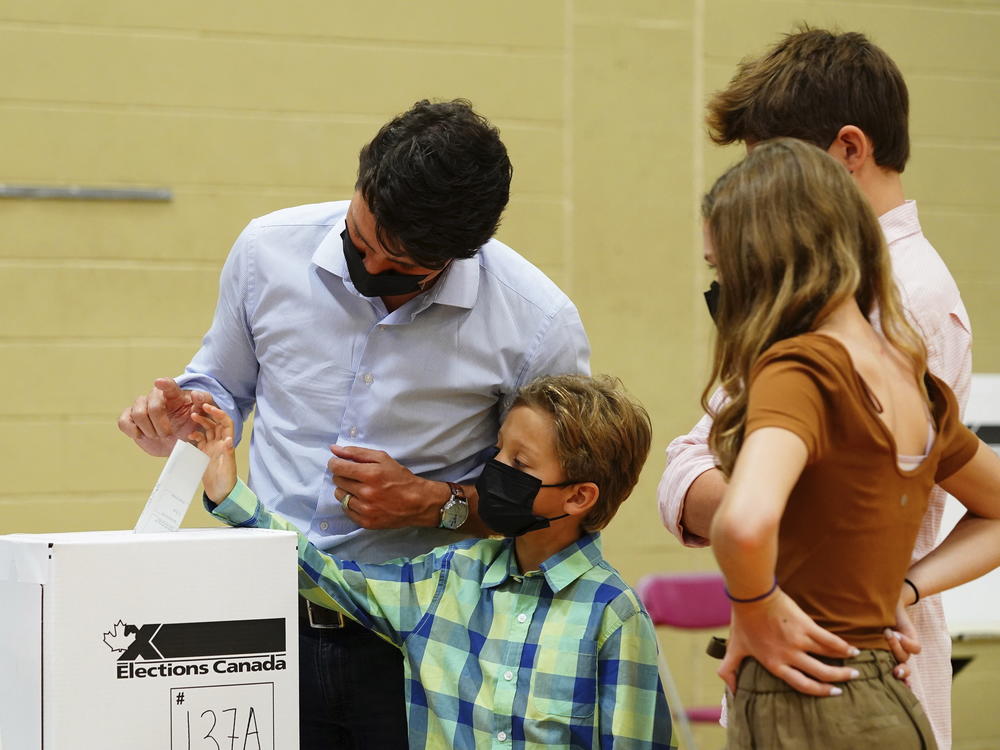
[480,533,604,594]
[878,200,921,246]
[310,219,479,311]
[480,540,519,589]
[311,217,349,277]
[423,254,479,310]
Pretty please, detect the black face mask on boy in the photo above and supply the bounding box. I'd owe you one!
[475,459,577,537]
[703,280,721,323]
[342,227,430,297]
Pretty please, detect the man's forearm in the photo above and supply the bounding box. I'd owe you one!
[679,467,729,541]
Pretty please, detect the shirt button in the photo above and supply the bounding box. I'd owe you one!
[503,670,514,681]
[497,731,507,742]
[517,613,527,624]
[363,373,374,385]
[348,426,358,438]
[319,521,329,531]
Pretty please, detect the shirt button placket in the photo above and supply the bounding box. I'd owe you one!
[493,588,526,747]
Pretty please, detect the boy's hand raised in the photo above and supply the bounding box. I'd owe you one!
[189,403,238,505]
[118,378,215,456]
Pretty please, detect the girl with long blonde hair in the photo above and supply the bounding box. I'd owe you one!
[705,138,1000,749]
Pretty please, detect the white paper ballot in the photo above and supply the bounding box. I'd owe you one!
[134,440,211,534]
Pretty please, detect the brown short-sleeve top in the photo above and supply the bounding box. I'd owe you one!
[746,333,979,648]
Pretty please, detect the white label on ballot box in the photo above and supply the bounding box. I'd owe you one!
[171,683,274,750]
[135,440,210,534]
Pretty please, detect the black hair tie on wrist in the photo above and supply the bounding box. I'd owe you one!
[725,577,778,604]
[904,578,920,605]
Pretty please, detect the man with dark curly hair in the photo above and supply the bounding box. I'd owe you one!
[119,99,590,748]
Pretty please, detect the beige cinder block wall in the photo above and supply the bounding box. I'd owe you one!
[2,2,998,748]
[0,1,574,529]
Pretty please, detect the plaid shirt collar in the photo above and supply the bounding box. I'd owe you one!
[480,532,604,594]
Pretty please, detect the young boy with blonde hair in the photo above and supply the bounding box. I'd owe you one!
[194,374,674,749]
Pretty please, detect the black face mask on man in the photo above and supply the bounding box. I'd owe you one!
[703,280,721,323]
[342,227,429,297]
[475,459,576,537]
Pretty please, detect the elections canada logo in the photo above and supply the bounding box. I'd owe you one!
[102,617,287,679]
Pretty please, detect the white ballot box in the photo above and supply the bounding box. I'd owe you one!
[0,528,300,750]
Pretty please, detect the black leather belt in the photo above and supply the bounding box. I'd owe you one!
[299,596,349,629]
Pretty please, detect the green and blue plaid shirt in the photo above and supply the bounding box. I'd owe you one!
[213,480,674,749]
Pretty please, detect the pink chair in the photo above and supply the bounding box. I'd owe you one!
[637,571,731,750]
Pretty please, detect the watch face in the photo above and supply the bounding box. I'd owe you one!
[441,498,469,530]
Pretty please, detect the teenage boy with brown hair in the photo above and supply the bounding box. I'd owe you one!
[193,374,674,749]
[659,27,971,749]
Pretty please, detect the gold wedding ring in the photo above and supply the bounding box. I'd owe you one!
[341,492,354,512]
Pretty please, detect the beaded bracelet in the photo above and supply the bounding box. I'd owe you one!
[725,577,778,604]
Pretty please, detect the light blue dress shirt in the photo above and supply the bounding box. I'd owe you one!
[178,201,590,562]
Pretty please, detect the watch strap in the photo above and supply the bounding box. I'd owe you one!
[439,482,469,529]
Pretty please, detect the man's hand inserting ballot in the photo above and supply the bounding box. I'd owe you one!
[189,404,238,505]
[118,377,215,457]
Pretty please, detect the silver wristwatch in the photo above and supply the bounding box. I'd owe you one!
[438,482,469,530]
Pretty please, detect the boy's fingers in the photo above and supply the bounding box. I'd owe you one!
[189,413,216,440]
[202,403,235,431]
[189,389,215,411]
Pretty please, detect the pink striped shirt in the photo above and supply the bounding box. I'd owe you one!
[657,200,972,749]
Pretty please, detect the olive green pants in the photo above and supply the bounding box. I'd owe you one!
[726,650,937,750]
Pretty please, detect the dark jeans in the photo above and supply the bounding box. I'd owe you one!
[298,619,408,749]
